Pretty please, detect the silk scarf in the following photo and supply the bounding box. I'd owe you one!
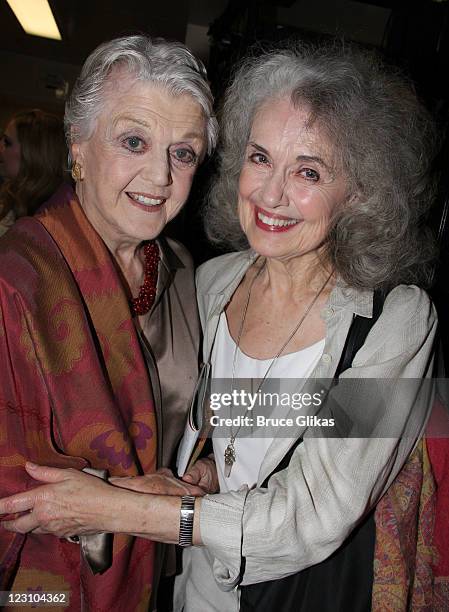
[0,196,157,611]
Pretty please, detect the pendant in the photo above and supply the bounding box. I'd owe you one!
[224,442,236,478]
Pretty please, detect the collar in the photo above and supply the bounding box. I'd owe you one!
[330,282,374,318]
[157,235,184,273]
[205,250,259,296]
[206,250,374,319]
[207,250,259,317]
[152,235,184,309]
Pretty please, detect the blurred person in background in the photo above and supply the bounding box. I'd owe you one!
[0,109,67,236]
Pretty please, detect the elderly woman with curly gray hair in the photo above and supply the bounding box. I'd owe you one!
[0,44,439,611]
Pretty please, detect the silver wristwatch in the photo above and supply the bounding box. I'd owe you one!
[179,495,195,547]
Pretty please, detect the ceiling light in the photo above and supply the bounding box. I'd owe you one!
[6,0,62,40]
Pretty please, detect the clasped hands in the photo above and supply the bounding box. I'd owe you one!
[111,455,218,496]
[0,457,218,538]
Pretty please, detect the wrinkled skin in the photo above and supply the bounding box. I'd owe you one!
[0,463,206,539]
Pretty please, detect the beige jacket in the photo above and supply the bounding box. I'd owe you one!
[176,250,437,612]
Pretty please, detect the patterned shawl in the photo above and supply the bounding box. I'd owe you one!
[373,428,449,611]
[0,196,157,611]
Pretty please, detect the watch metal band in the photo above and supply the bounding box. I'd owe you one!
[179,495,195,547]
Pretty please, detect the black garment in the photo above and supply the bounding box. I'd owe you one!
[240,513,375,612]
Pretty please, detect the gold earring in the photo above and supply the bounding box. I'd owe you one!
[71,161,83,182]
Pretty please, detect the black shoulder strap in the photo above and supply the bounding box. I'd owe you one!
[334,289,385,378]
[261,288,386,486]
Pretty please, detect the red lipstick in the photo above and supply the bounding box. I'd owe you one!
[254,205,300,233]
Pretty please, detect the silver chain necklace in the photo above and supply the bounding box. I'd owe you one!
[224,263,333,477]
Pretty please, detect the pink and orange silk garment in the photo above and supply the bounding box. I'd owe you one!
[0,196,157,610]
[373,419,449,611]
[427,396,449,609]
[373,439,436,611]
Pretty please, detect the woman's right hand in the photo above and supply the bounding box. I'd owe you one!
[182,456,219,494]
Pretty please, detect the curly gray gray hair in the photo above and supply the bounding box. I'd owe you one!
[205,43,437,289]
[65,35,218,156]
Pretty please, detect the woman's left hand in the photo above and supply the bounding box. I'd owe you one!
[0,462,142,537]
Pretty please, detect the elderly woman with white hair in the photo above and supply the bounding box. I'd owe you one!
[0,35,216,610]
[0,44,440,611]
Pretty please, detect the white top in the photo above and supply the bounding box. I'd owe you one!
[212,312,324,492]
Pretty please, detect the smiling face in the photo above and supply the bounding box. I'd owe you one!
[0,120,21,179]
[238,96,350,265]
[72,73,207,251]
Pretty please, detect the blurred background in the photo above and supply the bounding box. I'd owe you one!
[2,1,449,120]
[1,0,448,315]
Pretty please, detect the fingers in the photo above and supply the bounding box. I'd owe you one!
[0,489,43,515]
[0,465,78,516]
[108,474,206,497]
[156,468,173,477]
[25,463,73,483]
[2,514,83,538]
[2,511,41,534]
[182,458,219,494]
[109,477,142,492]
[183,484,206,497]
[182,465,202,485]
[1,470,120,538]
[109,474,175,494]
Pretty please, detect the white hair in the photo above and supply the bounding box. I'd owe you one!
[65,35,218,157]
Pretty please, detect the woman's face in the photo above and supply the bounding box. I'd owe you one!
[238,97,350,264]
[72,74,207,250]
[0,121,21,180]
